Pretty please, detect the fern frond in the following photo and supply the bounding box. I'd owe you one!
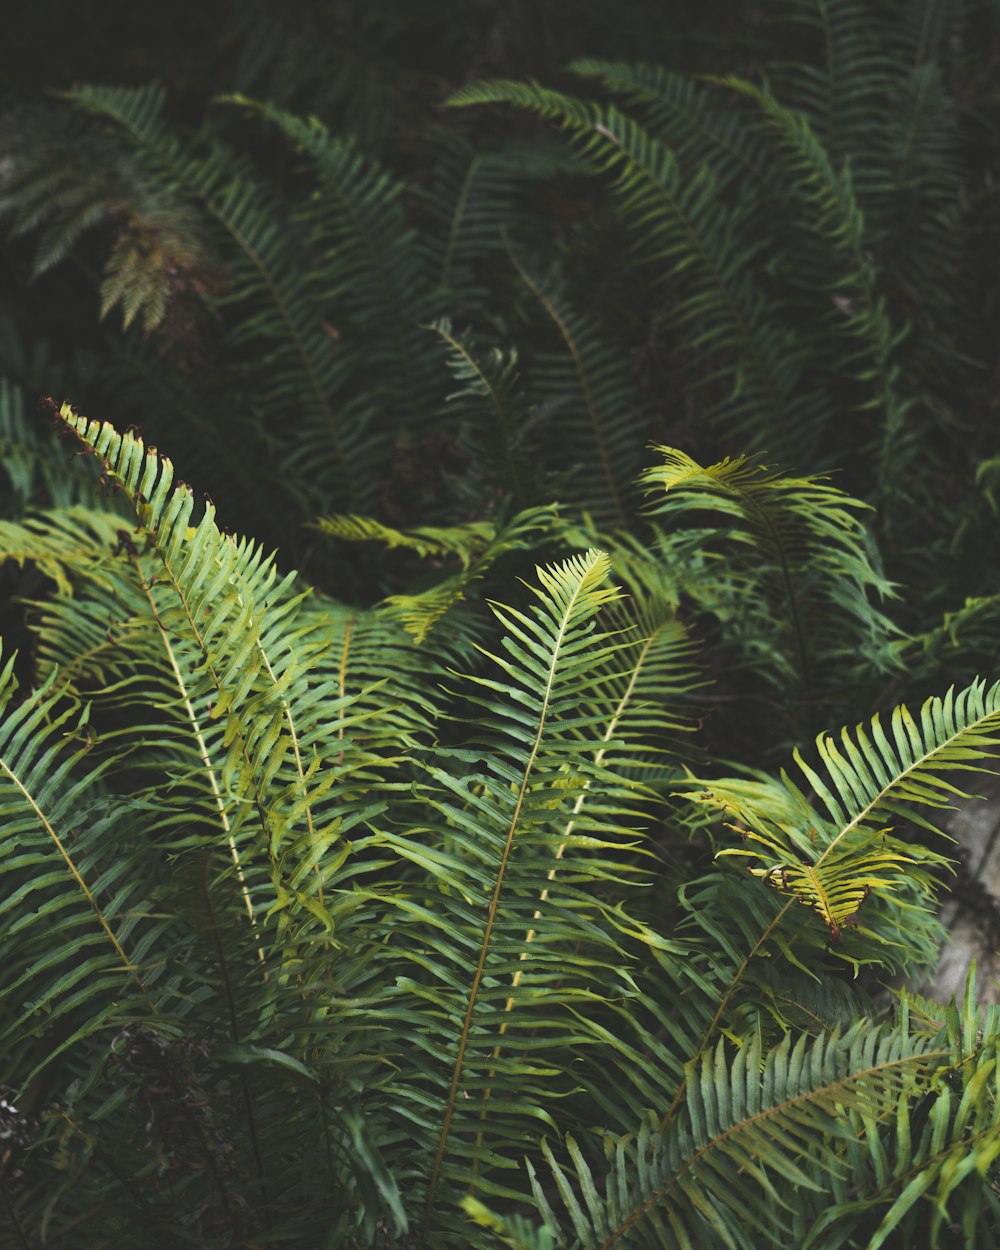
[222,93,443,421]
[0,100,215,334]
[430,317,534,506]
[316,505,561,644]
[0,653,153,1076]
[66,83,375,510]
[640,446,899,703]
[416,131,584,304]
[9,404,419,1238]
[361,549,672,1244]
[529,1018,979,1249]
[512,255,644,528]
[0,507,122,596]
[713,74,916,507]
[448,79,808,452]
[568,59,772,196]
[699,677,1000,935]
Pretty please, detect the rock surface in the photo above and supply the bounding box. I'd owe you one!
[924,775,1000,1003]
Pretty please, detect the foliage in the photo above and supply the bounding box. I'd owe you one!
[2,1,1000,1246]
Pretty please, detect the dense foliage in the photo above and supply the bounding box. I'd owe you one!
[2,2,1000,1246]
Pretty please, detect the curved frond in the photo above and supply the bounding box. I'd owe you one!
[526,1019,971,1250]
[66,83,376,510]
[222,93,443,422]
[429,317,534,506]
[640,446,899,701]
[447,79,806,453]
[699,677,1000,935]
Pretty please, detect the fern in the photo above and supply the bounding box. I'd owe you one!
[639,447,899,725]
[3,7,1000,1244]
[448,78,807,455]
[698,678,1000,936]
[61,83,382,511]
[494,1002,1000,1250]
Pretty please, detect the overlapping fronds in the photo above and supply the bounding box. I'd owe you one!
[0,505,121,595]
[771,0,899,177]
[0,649,162,1077]
[2,403,999,1246]
[447,79,813,456]
[511,256,645,528]
[640,447,899,700]
[65,83,383,510]
[362,549,668,1244]
[712,75,915,502]
[0,382,104,515]
[698,678,1000,936]
[315,504,560,642]
[415,132,584,305]
[0,406,427,1241]
[499,998,1000,1250]
[222,95,442,418]
[567,59,772,197]
[0,103,216,335]
[3,7,1000,1244]
[429,318,535,506]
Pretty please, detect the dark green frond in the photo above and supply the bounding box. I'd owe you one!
[640,446,899,709]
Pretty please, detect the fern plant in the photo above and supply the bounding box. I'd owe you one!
[0,406,998,1248]
[4,4,1000,1244]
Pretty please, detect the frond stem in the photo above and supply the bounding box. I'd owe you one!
[132,554,264,961]
[419,565,593,1242]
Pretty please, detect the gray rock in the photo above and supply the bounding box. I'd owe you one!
[924,774,1000,1003]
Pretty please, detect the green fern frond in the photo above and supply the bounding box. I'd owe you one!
[447,78,808,454]
[222,93,443,419]
[530,1013,991,1250]
[66,82,377,509]
[415,131,584,303]
[362,549,670,1243]
[0,99,215,335]
[0,507,122,596]
[0,404,424,1238]
[698,677,1000,935]
[568,59,772,196]
[430,317,534,506]
[316,505,561,643]
[0,651,156,1082]
[640,446,899,701]
[0,384,110,516]
[712,74,915,506]
[511,256,644,528]
[315,511,496,564]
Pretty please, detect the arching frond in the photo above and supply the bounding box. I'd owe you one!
[514,1005,1000,1250]
[360,549,672,1244]
[699,678,1000,936]
[568,59,772,196]
[640,446,899,701]
[0,404,422,1241]
[447,79,808,454]
[222,93,443,423]
[0,383,106,515]
[429,317,535,506]
[712,75,916,509]
[65,83,380,510]
[415,131,584,305]
[512,255,645,528]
